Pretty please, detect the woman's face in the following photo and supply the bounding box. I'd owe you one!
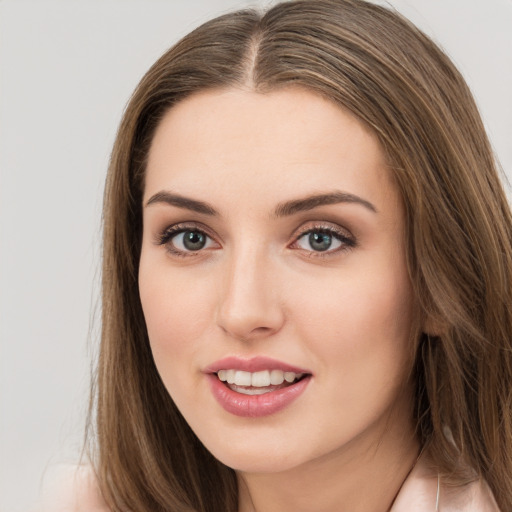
[139,87,416,473]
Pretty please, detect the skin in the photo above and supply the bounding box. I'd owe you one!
[139,87,420,512]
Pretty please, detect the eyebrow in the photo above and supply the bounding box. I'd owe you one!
[145,191,218,215]
[144,190,377,216]
[273,191,377,217]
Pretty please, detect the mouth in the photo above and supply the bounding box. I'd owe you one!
[215,369,307,395]
[205,357,312,417]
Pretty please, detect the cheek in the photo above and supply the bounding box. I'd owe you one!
[292,269,415,433]
[293,262,414,385]
[138,260,214,377]
[299,266,412,336]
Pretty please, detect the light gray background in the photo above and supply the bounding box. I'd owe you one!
[1,1,511,511]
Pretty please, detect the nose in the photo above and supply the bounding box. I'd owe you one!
[216,246,285,342]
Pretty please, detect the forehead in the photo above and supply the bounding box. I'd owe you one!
[144,87,398,214]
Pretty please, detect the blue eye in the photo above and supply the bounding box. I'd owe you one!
[302,231,338,252]
[294,227,354,254]
[175,230,209,251]
[158,227,216,254]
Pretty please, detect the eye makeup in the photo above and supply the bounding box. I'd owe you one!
[154,219,357,260]
[154,222,218,258]
[289,222,357,258]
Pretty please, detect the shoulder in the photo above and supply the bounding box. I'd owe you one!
[36,463,110,512]
[392,451,501,512]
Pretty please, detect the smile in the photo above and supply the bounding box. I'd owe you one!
[205,357,312,417]
[217,369,305,394]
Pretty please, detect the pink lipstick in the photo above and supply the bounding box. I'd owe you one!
[205,356,312,418]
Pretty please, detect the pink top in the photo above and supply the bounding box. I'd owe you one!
[391,454,500,512]
[37,455,501,512]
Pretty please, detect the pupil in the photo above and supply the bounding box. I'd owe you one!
[183,231,206,251]
[309,232,332,251]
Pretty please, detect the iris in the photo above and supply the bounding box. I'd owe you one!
[183,230,207,251]
[309,232,332,252]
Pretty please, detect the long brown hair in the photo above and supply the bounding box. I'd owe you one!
[90,1,512,510]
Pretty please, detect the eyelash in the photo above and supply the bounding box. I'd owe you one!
[155,222,356,259]
[155,223,217,258]
[291,224,356,258]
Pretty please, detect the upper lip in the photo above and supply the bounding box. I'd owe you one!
[204,356,311,375]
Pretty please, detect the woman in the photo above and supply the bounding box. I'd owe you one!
[66,0,511,510]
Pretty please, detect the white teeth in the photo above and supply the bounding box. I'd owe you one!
[229,384,271,395]
[251,370,271,387]
[234,370,252,386]
[216,369,304,387]
[270,369,285,385]
[284,372,296,383]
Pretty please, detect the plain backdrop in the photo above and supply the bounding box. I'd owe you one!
[0,1,511,511]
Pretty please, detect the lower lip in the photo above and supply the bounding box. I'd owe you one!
[206,374,311,418]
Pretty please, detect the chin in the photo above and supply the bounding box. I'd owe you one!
[208,443,307,474]
[191,419,326,475]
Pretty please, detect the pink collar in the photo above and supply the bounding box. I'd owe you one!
[391,452,500,512]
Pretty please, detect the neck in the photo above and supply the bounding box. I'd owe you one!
[237,404,419,512]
